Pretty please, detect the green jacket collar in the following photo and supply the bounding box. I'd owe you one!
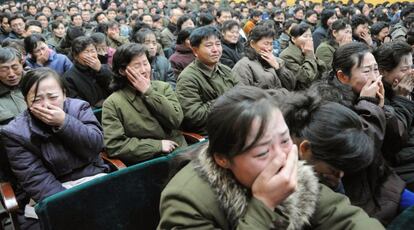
[194,59,224,78]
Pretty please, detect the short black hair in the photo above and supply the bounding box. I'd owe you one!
[198,13,214,27]
[24,33,46,54]
[25,20,42,30]
[176,28,194,45]
[221,20,240,33]
[370,21,389,36]
[189,25,221,48]
[351,14,370,30]
[373,41,413,73]
[71,36,95,57]
[290,22,311,38]
[320,9,336,29]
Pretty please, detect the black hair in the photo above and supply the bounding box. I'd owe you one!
[110,43,150,91]
[176,15,194,34]
[305,10,317,19]
[133,28,155,44]
[138,13,152,22]
[0,47,21,64]
[370,21,389,36]
[2,39,25,59]
[71,13,82,22]
[332,42,370,77]
[189,25,221,48]
[373,41,413,73]
[34,13,47,21]
[293,6,304,14]
[176,28,194,45]
[25,20,42,31]
[94,12,107,22]
[206,86,278,158]
[351,14,370,30]
[280,92,374,173]
[327,19,350,46]
[289,22,311,38]
[71,36,96,57]
[20,67,66,102]
[50,20,65,30]
[23,33,46,54]
[9,14,25,24]
[90,32,107,44]
[250,10,262,18]
[198,13,215,27]
[283,19,298,32]
[320,9,336,29]
[216,7,232,19]
[221,20,240,33]
[407,27,414,46]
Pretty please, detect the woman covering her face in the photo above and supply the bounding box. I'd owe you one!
[1,68,110,229]
[158,85,383,229]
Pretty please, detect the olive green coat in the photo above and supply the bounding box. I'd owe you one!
[158,145,385,230]
[0,83,26,127]
[315,41,337,73]
[176,59,237,135]
[102,81,186,165]
[280,42,328,90]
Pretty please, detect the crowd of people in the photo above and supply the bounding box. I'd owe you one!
[0,0,413,229]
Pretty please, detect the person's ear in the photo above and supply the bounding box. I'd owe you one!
[392,78,400,88]
[299,140,312,160]
[119,68,126,76]
[213,153,230,169]
[336,70,350,85]
[191,46,198,57]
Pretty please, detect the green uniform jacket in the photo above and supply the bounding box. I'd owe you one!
[0,83,26,127]
[280,42,327,90]
[102,81,186,165]
[158,145,385,230]
[176,59,237,135]
[315,41,337,73]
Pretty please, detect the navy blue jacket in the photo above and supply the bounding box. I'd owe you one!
[1,98,110,203]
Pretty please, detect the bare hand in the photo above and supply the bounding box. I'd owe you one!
[360,31,373,46]
[360,76,384,107]
[82,55,101,71]
[161,140,178,153]
[260,50,280,69]
[301,39,314,57]
[126,66,150,94]
[252,145,298,210]
[392,72,414,98]
[338,34,352,47]
[30,104,66,127]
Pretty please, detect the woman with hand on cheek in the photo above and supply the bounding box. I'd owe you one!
[63,36,112,108]
[1,67,110,230]
[232,25,296,90]
[102,43,186,165]
[280,23,328,90]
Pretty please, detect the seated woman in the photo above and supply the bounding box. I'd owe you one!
[374,41,414,190]
[315,19,352,72]
[46,20,66,51]
[307,42,409,225]
[282,92,414,226]
[134,28,176,89]
[158,86,384,229]
[168,28,195,79]
[63,36,112,108]
[1,68,110,229]
[280,23,327,90]
[24,34,73,76]
[102,43,186,165]
[232,25,295,90]
[220,20,244,69]
[90,32,116,67]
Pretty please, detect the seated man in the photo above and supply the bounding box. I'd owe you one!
[0,47,26,126]
[176,25,237,135]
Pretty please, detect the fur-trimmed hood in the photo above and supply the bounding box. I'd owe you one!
[193,146,320,229]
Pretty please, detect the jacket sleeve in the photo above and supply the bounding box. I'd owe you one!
[176,76,214,132]
[54,101,104,160]
[158,186,282,230]
[143,83,183,130]
[2,135,65,202]
[95,64,113,90]
[63,56,73,73]
[63,74,81,99]
[280,51,320,86]
[102,98,162,163]
[220,51,236,69]
[315,45,333,68]
[165,62,176,89]
[311,184,385,230]
[232,61,254,86]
